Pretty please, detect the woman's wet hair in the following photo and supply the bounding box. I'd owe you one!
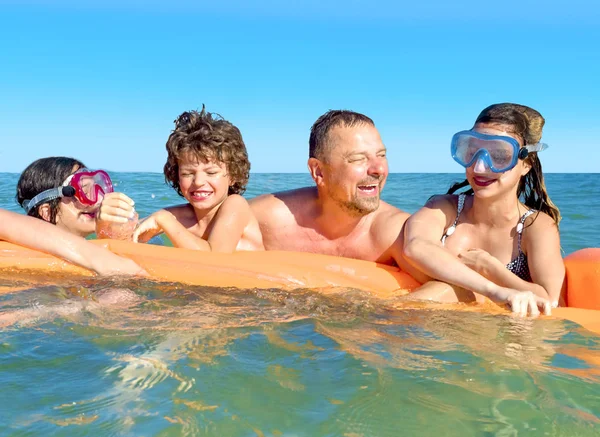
[16,157,85,224]
[448,103,561,226]
[164,104,250,196]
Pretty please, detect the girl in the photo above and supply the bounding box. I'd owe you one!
[14,156,144,275]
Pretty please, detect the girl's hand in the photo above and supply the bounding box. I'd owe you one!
[133,212,166,243]
[97,192,136,223]
[96,193,138,240]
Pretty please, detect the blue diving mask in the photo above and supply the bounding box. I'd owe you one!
[451,130,548,173]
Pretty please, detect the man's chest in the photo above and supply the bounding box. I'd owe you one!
[265,225,388,262]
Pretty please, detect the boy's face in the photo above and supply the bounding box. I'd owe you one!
[177,152,232,211]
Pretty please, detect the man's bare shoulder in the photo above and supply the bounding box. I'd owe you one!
[249,187,317,220]
[250,187,317,205]
[372,201,410,229]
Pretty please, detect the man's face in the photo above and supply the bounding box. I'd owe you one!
[319,123,388,216]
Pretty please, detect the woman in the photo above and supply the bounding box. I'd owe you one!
[401,103,563,316]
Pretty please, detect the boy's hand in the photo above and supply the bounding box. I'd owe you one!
[133,211,167,243]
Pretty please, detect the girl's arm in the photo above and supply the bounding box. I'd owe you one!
[401,197,551,315]
[0,209,147,276]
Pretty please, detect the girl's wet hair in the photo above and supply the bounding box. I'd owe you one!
[16,157,85,224]
[164,104,250,196]
[448,103,561,226]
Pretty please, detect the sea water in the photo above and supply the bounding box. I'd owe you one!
[0,172,599,436]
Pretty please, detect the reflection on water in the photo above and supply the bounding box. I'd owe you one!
[0,277,599,436]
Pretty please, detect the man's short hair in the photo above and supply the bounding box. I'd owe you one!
[309,110,375,161]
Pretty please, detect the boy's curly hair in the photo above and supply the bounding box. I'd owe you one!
[164,105,250,196]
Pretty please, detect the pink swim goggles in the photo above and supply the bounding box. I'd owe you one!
[22,169,114,213]
[64,169,114,206]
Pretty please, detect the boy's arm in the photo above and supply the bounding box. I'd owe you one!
[139,196,250,252]
[205,195,251,253]
[135,209,211,250]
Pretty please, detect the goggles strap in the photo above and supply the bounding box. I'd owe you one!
[22,186,76,214]
[525,142,549,153]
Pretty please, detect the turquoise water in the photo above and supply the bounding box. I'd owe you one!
[1,172,599,435]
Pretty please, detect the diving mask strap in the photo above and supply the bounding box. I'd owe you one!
[525,142,549,153]
[22,186,76,214]
[519,142,548,160]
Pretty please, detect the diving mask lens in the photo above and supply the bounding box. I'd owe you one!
[68,169,114,205]
[451,131,521,173]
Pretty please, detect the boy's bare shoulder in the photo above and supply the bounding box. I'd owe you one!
[164,203,196,220]
[222,194,249,206]
[219,194,252,214]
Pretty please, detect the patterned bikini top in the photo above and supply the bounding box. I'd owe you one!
[441,194,536,281]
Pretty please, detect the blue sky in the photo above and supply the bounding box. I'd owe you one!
[0,0,599,173]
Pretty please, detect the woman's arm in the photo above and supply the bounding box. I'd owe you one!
[0,209,147,276]
[401,197,551,315]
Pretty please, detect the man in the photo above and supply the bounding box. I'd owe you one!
[249,109,409,266]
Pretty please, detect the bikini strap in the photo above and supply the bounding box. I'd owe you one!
[441,194,466,245]
[516,209,536,252]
